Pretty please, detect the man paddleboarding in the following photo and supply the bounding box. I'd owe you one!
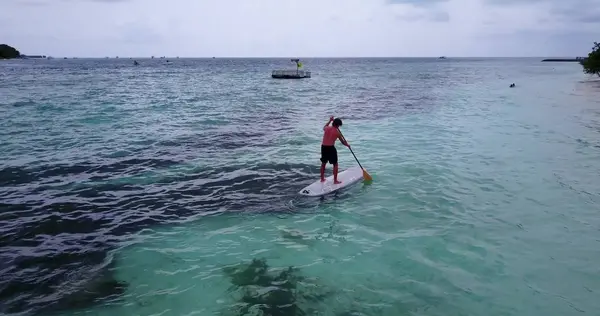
[321,116,350,184]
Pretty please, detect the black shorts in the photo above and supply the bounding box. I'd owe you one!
[320,145,338,165]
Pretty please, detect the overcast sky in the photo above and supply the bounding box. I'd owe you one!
[2,0,599,57]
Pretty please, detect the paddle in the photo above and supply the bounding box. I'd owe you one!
[337,128,373,182]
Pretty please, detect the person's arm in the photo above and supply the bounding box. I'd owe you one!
[337,130,350,148]
[323,116,334,130]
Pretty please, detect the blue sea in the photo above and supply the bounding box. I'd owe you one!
[1,57,599,316]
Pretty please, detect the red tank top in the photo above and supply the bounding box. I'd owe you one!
[322,126,339,146]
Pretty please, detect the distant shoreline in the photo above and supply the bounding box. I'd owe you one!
[6,56,589,60]
[541,58,586,62]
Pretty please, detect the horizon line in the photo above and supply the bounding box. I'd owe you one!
[18,55,586,59]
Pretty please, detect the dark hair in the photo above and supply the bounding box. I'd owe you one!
[332,118,343,127]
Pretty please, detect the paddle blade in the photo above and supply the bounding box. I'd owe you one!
[362,169,373,182]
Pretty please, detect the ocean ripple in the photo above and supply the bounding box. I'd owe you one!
[1,57,600,316]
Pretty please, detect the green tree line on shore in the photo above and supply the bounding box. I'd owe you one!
[580,42,599,77]
[0,44,21,59]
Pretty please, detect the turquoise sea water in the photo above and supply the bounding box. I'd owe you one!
[1,58,599,316]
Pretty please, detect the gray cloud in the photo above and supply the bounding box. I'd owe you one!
[481,28,599,56]
[117,22,164,44]
[485,0,545,3]
[387,0,448,6]
[395,13,422,22]
[389,0,451,22]
[1,0,596,57]
[15,0,49,6]
[431,11,450,22]
[394,10,450,23]
[578,12,600,23]
[11,0,130,5]
[485,0,600,24]
[91,0,130,1]
[549,5,600,24]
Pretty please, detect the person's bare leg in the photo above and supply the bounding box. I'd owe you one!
[333,164,342,184]
[320,163,327,182]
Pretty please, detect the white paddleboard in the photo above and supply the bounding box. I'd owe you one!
[299,166,364,197]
